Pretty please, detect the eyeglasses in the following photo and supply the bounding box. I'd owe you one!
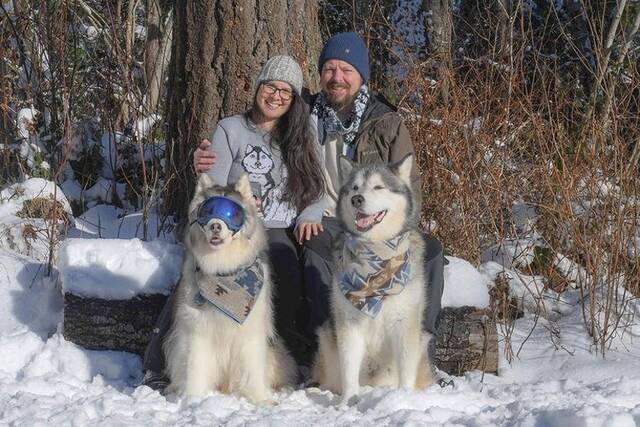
[261,83,293,101]
[197,196,245,231]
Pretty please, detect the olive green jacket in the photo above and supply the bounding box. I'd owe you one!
[314,94,422,215]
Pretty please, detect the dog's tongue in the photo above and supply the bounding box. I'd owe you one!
[355,212,377,229]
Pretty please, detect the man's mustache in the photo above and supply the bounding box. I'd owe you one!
[328,82,349,91]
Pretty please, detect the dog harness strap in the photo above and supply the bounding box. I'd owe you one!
[194,259,264,324]
[339,232,412,317]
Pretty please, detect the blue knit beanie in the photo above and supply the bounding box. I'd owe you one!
[318,32,370,83]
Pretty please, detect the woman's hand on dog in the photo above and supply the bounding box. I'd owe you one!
[297,222,323,243]
[194,139,217,173]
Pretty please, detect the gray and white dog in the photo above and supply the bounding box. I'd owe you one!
[312,154,434,405]
[163,173,295,404]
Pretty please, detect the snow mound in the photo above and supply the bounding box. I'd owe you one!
[58,238,183,299]
[0,249,61,339]
[442,256,490,308]
[0,178,73,262]
[69,204,174,241]
[0,177,72,217]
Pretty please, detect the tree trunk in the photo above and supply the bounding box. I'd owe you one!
[0,39,12,148]
[600,4,640,131]
[115,0,140,129]
[163,0,321,220]
[496,0,511,59]
[144,0,173,114]
[564,0,597,96]
[424,0,453,105]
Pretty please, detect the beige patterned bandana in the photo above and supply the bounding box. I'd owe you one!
[194,260,264,324]
[339,232,412,317]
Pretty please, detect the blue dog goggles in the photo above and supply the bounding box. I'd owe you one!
[196,196,245,231]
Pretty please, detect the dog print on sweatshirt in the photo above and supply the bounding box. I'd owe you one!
[241,145,296,225]
[242,145,275,194]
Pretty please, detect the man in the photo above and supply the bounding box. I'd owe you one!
[195,32,444,368]
[300,33,444,364]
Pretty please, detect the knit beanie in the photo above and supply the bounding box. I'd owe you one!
[318,32,370,83]
[254,55,303,96]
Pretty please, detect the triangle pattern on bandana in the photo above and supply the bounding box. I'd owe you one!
[339,232,412,317]
[195,260,264,324]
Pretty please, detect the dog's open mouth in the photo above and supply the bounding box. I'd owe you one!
[209,236,224,246]
[355,210,387,232]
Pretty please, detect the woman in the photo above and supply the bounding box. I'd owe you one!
[142,56,325,389]
[199,55,325,361]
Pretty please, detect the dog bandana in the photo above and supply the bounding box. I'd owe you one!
[339,232,412,317]
[194,260,264,324]
[311,85,370,150]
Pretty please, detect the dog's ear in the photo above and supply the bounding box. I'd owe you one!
[339,155,355,181]
[234,173,253,200]
[390,154,414,187]
[195,173,215,195]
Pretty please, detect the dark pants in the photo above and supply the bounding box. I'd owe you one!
[265,228,306,362]
[301,216,445,361]
[143,227,305,373]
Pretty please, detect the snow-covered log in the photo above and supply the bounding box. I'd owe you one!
[58,238,183,355]
[63,293,498,375]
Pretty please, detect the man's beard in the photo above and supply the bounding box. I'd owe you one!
[325,84,358,111]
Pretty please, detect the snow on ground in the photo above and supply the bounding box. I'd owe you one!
[1,209,640,425]
[69,204,174,241]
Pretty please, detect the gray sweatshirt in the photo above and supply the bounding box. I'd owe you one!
[207,114,325,229]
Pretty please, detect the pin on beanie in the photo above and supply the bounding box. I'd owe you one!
[254,55,304,96]
[318,32,370,83]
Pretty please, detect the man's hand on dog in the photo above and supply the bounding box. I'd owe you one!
[297,222,323,243]
[194,139,217,173]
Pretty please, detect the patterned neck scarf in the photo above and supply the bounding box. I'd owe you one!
[194,259,264,324]
[339,232,412,317]
[311,85,370,147]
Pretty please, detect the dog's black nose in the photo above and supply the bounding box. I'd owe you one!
[351,194,364,208]
[210,222,222,234]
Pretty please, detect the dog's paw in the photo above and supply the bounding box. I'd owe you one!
[259,397,278,406]
[337,394,360,408]
[246,391,276,406]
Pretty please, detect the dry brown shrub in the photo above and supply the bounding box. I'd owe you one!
[489,272,523,323]
[395,37,639,353]
[17,197,71,228]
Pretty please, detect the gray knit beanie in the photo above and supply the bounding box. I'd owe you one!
[254,55,303,96]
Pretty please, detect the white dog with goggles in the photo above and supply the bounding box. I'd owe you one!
[163,173,296,403]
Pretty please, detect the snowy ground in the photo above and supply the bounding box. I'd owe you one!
[1,182,640,426]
